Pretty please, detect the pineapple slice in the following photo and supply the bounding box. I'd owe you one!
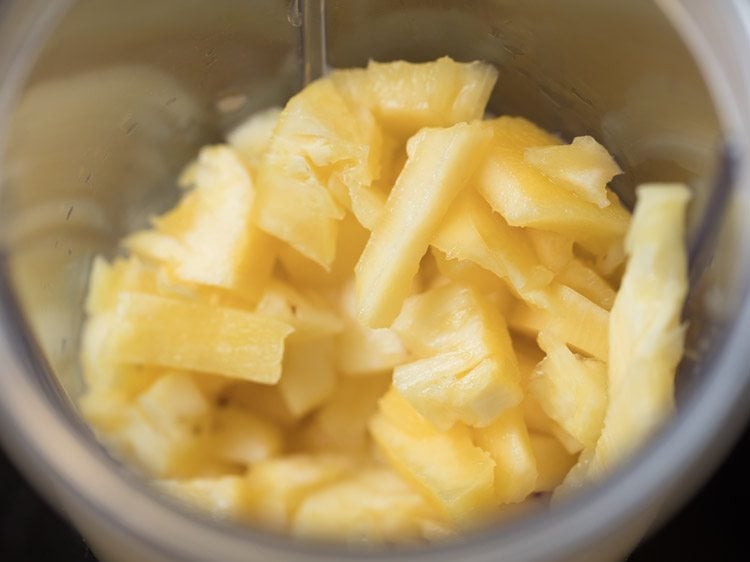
[473,407,537,504]
[477,117,630,254]
[432,193,554,298]
[208,406,284,466]
[337,282,408,376]
[589,184,690,477]
[529,331,608,450]
[278,338,337,417]
[255,78,380,268]
[300,374,391,452]
[106,292,293,383]
[361,57,498,137]
[355,122,493,327]
[529,433,577,492]
[293,467,448,542]
[227,106,282,172]
[244,454,354,531]
[369,389,497,522]
[525,136,622,208]
[152,145,275,301]
[255,280,343,342]
[158,476,251,520]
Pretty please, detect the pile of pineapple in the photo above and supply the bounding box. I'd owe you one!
[80,57,690,543]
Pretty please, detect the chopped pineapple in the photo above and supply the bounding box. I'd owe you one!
[525,136,622,208]
[473,407,537,504]
[337,282,408,376]
[106,292,293,383]
[369,389,497,522]
[158,476,251,520]
[529,433,577,492]
[278,338,337,417]
[355,122,493,327]
[477,117,630,254]
[227,106,282,172]
[530,331,608,450]
[589,184,690,477]
[432,248,512,298]
[293,468,448,542]
[208,406,283,466]
[362,57,498,137]
[153,145,275,301]
[255,78,379,268]
[432,193,553,298]
[244,454,354,531]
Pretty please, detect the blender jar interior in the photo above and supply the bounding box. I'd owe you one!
[0,0,748,561]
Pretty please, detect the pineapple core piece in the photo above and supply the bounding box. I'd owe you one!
[589,184,690,478]
[355,121,493,328]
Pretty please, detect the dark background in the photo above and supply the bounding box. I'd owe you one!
[1,426,748,561]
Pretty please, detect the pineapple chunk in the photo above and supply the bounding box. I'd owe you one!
[153,145,275,301]
[79,390,131,433]
[277,212,370,288]
[369,389,497,522]
[244,454,354,531]
[278,338,337,417]
[293,468,447,542]
[432,248,511,297]
[106,292,293,383]
[355,122,493,327]
[227,106,282,171]
[526,229,575,273]
[530,331,608,450]
[337,282,408,376]
[85,256,159,315]
[525,136,622,208]
[255,280,343,342]
[222,382,298,428]
[158,476,251,520]
[301,374,391,452]
[255,78,380,268]
[477,117,630,254]
[362,57,498,137]
[432,194,554,298]
[137,372,211,442]
[209,406,283,466]
[589,184,690,477]
[529,433,577,492]
[473,407,537,504]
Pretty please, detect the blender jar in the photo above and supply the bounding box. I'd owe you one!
[0,1,749,561]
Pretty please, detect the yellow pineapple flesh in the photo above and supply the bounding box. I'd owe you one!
[355,122,493,327]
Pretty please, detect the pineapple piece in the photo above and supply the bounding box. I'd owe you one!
[337,282,408,376]
[509,284,609,361]
[278,338,337,417]
[369,389,497,522]
[222,382,298,428]
[244,454,354,531]
[209,406,284,466]
[589,184,690,477]
[355,122,493,327]
[432,248,511,297]
[477,117,630,254]
[526,229,575,273]
[153,145,275,301]
[106,292,293,383]
[432,193,554,298]
[158,476,251,520]
[79,390,131,434]
[525,136,622,208]
[362,57,498,137]
[255,78,380,268]
[301,374,391,452]
[277,212,370,288]
[85,255,159,315]
[473,407,537,504]
[255,280,343,342]
[394,354,521,431]
[529,433,577,492]
[293,468,447,543]
[556,259,616,310]
[529,331,608,450]
[227,106,282,171]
